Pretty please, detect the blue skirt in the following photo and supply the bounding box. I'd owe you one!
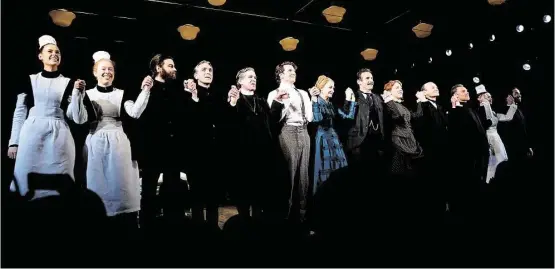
[312,127,348,194]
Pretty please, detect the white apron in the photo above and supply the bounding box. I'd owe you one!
[10,72,75,199]
[483,103,517,183]
[81,87,140,216]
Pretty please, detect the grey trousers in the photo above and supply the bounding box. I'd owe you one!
[279,125,310,221]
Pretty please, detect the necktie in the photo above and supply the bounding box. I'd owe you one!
[295,88,307,125]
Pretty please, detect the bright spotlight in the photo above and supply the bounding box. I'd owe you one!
[544,15,552,23]
[489,34,496,41]
[523,63,531,71]
[473,77,480,83]
[446,49,452,56]
[516,25,524,32]
[469,43,474,49]
[428,57,433,63]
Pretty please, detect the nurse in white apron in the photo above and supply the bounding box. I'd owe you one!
[67,51,146,229]
[476,85,518,183]
[7,35,81,199]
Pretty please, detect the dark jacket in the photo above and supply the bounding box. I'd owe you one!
[413,100,449,159]
[498,104,530,160]
[343,91,385,153]
[134,80,189,167]
[448,103,491,181]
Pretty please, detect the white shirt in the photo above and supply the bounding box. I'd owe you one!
[268,85,313,126]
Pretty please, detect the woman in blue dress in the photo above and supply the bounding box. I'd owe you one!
[309,75,356,195]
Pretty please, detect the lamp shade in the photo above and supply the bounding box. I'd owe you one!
[208,0,226,6]
[177,24,200,40]
[412,22,433,38]
[279,37,299,51]
[49,9,76,27]
[360,48,378,61]
[322,5,346,24]
[487,0,506,5]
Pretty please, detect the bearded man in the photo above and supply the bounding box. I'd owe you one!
[135,54,188,229]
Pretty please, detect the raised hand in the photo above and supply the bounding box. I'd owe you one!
[415,91,426,102]
[228,85,240,106]
[382,91,393,103]
[275,87,289,102]
[74,79,86,92]
[141,76,154,91]
[309,87,320,97]
[345,87,355,101]
[451,94,460,108]
[184,79,196,91]
[506,95,515,105]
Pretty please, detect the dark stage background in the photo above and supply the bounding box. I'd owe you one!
[2,0,553,191]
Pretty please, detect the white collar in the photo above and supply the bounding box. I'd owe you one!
[240,88,254,96]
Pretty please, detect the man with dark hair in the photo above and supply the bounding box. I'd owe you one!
[447,84,490,220]
[267,61,312,224]
[343,68,386,172]
[498,87,533,161]
[133,53,188,229]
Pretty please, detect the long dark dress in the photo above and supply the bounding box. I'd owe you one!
[311,97,355,194]
[385,100,423,176]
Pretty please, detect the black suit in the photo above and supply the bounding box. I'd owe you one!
[135,80,189,228]
[225,93,284,219]
[413,100,449,216]
[414,101,448,160]
[447,103,490,218]
[185,85,227,227]
[343,91,386,171]
[499,104,530,161]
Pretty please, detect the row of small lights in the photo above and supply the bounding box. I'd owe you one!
[393,15,552,81]
[441,14,552,74]
[470,15,551,83]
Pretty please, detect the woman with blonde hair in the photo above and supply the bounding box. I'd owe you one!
[308,75,356,194]
[67,51,146,230]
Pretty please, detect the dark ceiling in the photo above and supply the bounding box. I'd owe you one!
[7,0,553,57]
[2,0,553,95]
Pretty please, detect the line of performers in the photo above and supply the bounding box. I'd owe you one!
[8,35,533,230]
